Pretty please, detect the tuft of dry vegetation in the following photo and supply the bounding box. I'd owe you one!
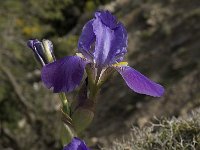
[110,109,200,150]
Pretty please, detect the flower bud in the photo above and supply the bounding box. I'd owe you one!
[42,39,55,63]
[27,39,46,65]
[27,39,55,66]
[63,137,90,150]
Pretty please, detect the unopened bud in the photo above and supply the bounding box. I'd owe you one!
[27,39,55,66]
[42,39,55,63]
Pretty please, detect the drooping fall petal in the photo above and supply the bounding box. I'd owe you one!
[41,56,86,93]
[115,66,164,97]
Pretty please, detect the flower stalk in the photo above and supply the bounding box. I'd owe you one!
[59,93,70,115]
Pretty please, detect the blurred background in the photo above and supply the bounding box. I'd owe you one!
[0,0,200,149]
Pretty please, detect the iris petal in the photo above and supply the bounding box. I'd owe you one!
[41,56,86,93]
[27,39,46,65]
[78,11,128,67]
[93,12,128,67]
[93,17,114,67]
[27,39,44,58]
[78,19,95,60]
[63,137,90,150]
[95,10,118,29]
[109,22,127,63]
[115,66,164,97]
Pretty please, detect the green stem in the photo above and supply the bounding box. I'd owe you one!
[59,95,77,145]
[89,85,99,101]
[59,93,70,115]
[86,65,95,91]
[60,109,76,137]
[86,65,98,101]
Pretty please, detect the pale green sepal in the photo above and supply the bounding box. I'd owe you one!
[97,67,114,87]
[60,109,76,146]
[72,107,94,133]
[42,39,54,63]
[61,123,76,145]
[59,93,70,115]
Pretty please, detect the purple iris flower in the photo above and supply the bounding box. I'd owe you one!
[41,11,164,97]
[63,137,90,150]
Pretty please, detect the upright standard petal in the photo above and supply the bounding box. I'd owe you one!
[41,56,86,93]
[115,66,164,97]
[95,10,118,29]
[78,19,95,60]
[63,137,90,150]
[93,11,128,67]
[93,16,114,67]
[108,22,127,63]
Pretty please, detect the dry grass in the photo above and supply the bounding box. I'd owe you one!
[109,109,200,150]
